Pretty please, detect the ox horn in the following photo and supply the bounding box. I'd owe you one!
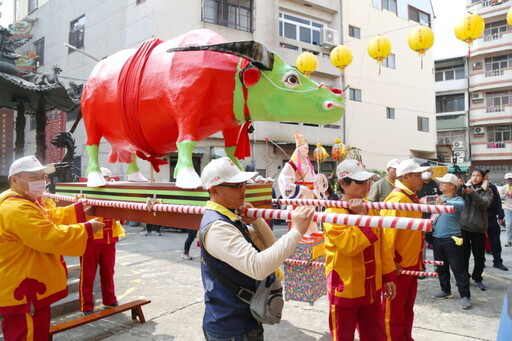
[167,41,274,71]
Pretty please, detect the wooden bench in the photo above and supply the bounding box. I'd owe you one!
[48,299,151,340]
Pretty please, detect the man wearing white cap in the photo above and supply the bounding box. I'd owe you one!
[431,174,471,310]
[367,158,400,202]
[499,173,512,247]
[324,159,396,341]
[0,156,104,340]
[199,157,314,340]
[380,159,429,341]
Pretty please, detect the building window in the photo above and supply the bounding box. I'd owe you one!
[484,53,511,77]
[372,0,397,13]
[383,54,395,69]
[436,94,465,113]
[408,6,430,27]
[69,15,85,49]
[279,13,323,45]
[349,88,362,102]
[483,20,508,41]
[28,0,37,12]
[434,66,465,82]
[386,107,395,119]
[486,90,510,112]
[33,37,44,67]
[488,125,511,143]
[203,0,254,33]
[136,0,146,4]
[348,25,360,39]
[417,116,429,132]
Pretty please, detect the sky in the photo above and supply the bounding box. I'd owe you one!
[0,0,471,60]
[0,0,14,27]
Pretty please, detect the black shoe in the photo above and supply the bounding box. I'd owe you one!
[493,263,509,271]
[83,310,94,316]
[475,281,486,291]
[104,302,119,308]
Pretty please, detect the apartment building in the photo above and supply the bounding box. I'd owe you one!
[8,0,435,186]
[466,0,512,180]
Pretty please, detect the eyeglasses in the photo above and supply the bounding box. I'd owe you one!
[218,182,246,189]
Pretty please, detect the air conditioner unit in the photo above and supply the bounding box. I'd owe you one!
[320,27,339,48]
[452,140,465,149]
[473,126,485,135]
[472,92,483,100]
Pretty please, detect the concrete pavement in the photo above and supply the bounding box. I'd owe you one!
[45,224,512,340]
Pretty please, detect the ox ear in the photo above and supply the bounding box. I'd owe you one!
[167,41,274,71]
[239,65,260,88]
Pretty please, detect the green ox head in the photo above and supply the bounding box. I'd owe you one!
[168,41,344,125]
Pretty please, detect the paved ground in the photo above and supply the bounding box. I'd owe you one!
[12,224,512,340]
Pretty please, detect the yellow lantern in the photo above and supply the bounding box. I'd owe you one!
[296,52,317,76]
[454,13,484,46]
[330,45,353,72]
[408,26,434,68]
[507,6,512,27]
[331,138,346,160]
[367,36,391,74]
[313,143,329,163]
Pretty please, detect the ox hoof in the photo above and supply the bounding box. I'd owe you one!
[87,172,107,187]
[128,172,148,182]
[176,167,202,189]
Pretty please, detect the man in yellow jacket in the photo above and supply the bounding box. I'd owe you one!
[80,167,125,315]
[324,159,397,341]
[0,155,104,341]
[380,159,429,341]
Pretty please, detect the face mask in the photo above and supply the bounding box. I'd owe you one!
[507,180,512,185]
[18,178,47,198]
[421,172,432,181]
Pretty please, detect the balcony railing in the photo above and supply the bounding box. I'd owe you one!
[486,105,505,112]
[482,0,507,7]
[483,33,503,42]
[485,69,504,77]
[488,142,506,148]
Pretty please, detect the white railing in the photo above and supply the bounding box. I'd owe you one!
[483,33,503,42]
[486,105,505,112]
[485,69,504,77]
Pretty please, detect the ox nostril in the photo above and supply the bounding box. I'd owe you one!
[330,88,343,96]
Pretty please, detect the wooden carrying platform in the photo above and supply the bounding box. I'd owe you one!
[54,182,272,229]
[48,299,151,340]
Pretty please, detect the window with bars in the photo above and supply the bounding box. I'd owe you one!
[483,20,508,41]
[408,6,430,27]
[487,125,512,143]
[203,0,254,33]
[484,53,512,77]
[485,90,510,112]
[279,13,323,46]
[417,116,429,132]
[34,37,44,67]
[69,15,85,49]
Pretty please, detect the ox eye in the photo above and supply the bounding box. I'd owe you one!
[281,72,300,89]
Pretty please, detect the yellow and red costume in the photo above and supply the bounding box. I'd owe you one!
[0,189,91,341]
[324,206,396,341]
[380,180,423,341]
[79,216,125,313]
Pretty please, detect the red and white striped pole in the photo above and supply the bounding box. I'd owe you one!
[274,198,454,214]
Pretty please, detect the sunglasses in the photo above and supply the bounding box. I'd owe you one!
[349,178,368,185]
[218,182,246,189]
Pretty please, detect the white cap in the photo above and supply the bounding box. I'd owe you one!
[436,173,459,186]
[387,158,401,169]
[336,159,374,181]
[254,175,265,182]
[8,155,55,178]
[265,177,274,182]
[504,173,512,180]
[201,157,257,190]
[100,167,112,178]
[396,159,430,177]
